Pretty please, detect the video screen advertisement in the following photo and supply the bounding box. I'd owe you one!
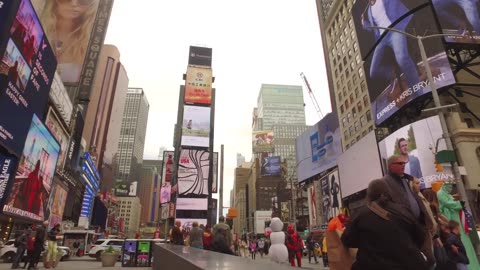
[378,115,453,189]
[320,170,343,223]
[177,149,210,197]
[261,156,281,176]
[181,105,210,148]
[352,2,455,126]
[212,152,218,193]
[0,151,18,210]
[162,151,174,183]
[160,183,171,204]
[295,112,342,183]
[122,240,137,267]
[184,66,212,105]
[431,0,480,44]
[47,183,67,229]
[3,114,60,221]
[0,0,57,156]
[252,130,274,153]
[45,107,70,170]
[188,46,212,67]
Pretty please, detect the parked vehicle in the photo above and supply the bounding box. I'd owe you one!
[62,229,97,257]
[0,239,70,263]
[88,239,124,261]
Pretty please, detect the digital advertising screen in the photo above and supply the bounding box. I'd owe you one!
[378,116,453,189]
[181,105,210,148]
[45,107,70,170]
[295,112,342,183]
[160,183,171,204]
[320,170,342,221]
[177,149,209,197]
[260,156,281,176]
[212,152,218,193]
[136,241,151,267]
[352,3,456,125]
[431,0,480,44]
[122,240,137,267]
[184,66,212,105]
[0,0,57,156]
[47,183,67,229]
[0,151,18,210]
[252,130,274,153]
[162,151,174,183]
[176,198,208,211]
[3,114,60,221]
[188,46,212,67]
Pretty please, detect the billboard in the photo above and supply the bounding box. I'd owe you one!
[49,72,73,126]
[0,0,57,156]
[115,181,137,197]
[184,66,212,105]
[260,156,281,176]
[432,1,480,44]
[176,198,208,210]
[160,183,171,204]
[352,3,455,125]
[295,112,342,183]
[320,170,342,221]
[47,183,67,229]
[177,149,209,197]
[3,114,60,221]
[308,185,318,228]
[162,151,174,183]
[212,152,218,193]
[0,152,18,210]
[45,107,70,170]
[338,131,384,198]
[188,46,212,67]
[378,116,453,189]
[160,204,169,220]
[252,130,274,153]
[181,105,210,148]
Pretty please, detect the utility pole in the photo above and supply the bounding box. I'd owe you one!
[219,144,224,218]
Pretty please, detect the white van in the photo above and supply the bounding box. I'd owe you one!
[88,239,124,261]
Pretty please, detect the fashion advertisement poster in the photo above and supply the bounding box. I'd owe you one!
[159,183,171,204]
[308,185,318,227]
[352,1,455,125]
[184,66,212,105]
[3,114,60,221]
[320,176,330,223]
[378,116,454,188]
[323,170,342,219]
[45,107,70,170]
[0,0,56,156]
[432,0,480,44]
[252,130,274,153]
[260,156,281,176]
[47,183,67,229]
[181,105,210,148]
[32,0,101,83]
[177,149,209,197]
[295,112,341,183]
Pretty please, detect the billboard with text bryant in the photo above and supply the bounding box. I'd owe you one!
[352,2,455,125]
[0,0,57,156]
[432,0,480,44]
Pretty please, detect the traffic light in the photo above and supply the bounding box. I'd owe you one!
[434,160,443,172]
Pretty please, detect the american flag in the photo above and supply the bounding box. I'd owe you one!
[459,207,475,233]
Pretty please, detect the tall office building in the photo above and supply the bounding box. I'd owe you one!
[117,197,142,238]
[233,162,252,234]
[139,159,162,225]
[315,0,375,150]
[116,88,150,185]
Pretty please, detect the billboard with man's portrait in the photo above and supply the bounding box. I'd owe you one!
[378,115,454,188]
[261,156,281,176]
[3,114,60,221]
[352,2,455,126]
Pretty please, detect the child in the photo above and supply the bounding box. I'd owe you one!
[249,239,257,260]
[445,220,469,270]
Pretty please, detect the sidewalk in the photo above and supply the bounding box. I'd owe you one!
[242,253,330,270]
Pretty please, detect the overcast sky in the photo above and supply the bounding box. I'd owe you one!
[104,0,331,212]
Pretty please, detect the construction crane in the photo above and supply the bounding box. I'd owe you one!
[300,72,324,119]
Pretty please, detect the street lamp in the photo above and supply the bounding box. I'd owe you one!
[368,26,471,212]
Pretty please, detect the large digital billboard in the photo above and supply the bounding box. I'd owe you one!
[177,149,209,197]
[181,105,210,148]
[295,112,342,183]
[352,3,455,125]
[47,183,67,229]
[261,156,281,176]
[0,152,18,210]
[252,130,274,153]
[378,116,453,189]
[160,183,171,204]
[432,0,480,44]
[320,170,342,222]
[0,0,57,156]
[184,66,212,105]
[3,114,60,221]
[162,151,174,183]
[188,46,212,67]
[45,107,70,170]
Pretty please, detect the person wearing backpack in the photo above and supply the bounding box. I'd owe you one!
[12,229,28,269]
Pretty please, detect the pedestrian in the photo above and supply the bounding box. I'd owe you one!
[46,223,61,268]
[257,238,265,258]
[170,220,184,245]
[341,179,428,269]
[445,220,469,270]
[72,240,80,257]
[23,228,34,269]
[27,221,47,270]
[321,236,328,267]
[239,236,247,257]
[189,221,203,249]
[12,229,27,269]
[286,224,302,267]
[306,232,319,264]
[212,216,232,251]
[249,238,257,260]
[202,224,213,250]
[212,228,235,255]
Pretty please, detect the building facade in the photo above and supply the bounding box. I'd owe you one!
[117,196,142,238]
[116,88,150,185]
[139,159,163,225]
[233,162,252,234]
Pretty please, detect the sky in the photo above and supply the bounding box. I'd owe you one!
[104,0,332,211]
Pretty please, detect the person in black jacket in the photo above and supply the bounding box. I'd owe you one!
[27,221,47,270]
[212,228,235,255]
[445,220,469,270]
[341,179,428,270]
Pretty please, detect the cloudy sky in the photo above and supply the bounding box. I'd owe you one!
[104,0,331,211]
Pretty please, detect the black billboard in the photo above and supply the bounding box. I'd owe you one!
[352,2,455,125]
[188,46,212,67]
[432,0,480,44]
[0,0,57,156]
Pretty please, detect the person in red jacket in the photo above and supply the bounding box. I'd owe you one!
[202,224,213,250]
[286,224,302,267]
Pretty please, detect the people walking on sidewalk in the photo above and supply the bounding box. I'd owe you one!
[306,232,319,264]
[321,235,328,267]
[212,228,235,255]
[46,223,61,268]
[23,229,34,269]
[12,229,27,269]
[239,236,247,257]
[249,238,257,260]
[202,224,213,250]
[286,224,302,267]
[27,221,47,270]
[189,221,204,249]
[257,238,265,258]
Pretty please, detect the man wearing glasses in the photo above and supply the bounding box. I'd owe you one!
[382,155,434,267]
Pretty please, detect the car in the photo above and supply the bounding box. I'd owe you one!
[88,239,124,261]
[0,240,70,263]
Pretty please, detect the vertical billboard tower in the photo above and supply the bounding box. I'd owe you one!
[171,46,215,229]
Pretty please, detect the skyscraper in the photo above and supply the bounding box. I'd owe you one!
[139,159,162,225]
[315,0,375,150]
[116,88,150,186]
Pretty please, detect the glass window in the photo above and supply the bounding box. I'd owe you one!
[354,121,359,131]
[344,130,348,140]
[357,101,363,112]
[342,117,347,127]
[349,126,354,136]
[349,93,354,104]
[366,110,372,122]
[340,104,344,114]
[345,99,349,109]
[360,115,367,126]
[363,95,369,107]
[352,107,357,118]
[358,68,364,77]
[347,112,352,123]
